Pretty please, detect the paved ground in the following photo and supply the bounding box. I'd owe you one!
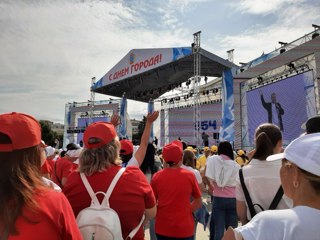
[145,222,210,240]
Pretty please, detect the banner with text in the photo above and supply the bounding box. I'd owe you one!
[92,47,192,90]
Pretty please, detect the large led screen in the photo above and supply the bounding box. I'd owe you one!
[246,71,316,146]
[167,103,222,146]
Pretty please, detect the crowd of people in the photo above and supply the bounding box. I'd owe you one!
[1,111,320,240]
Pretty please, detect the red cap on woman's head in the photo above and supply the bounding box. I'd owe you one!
[120,139,134,155]
[83,122,117,149]
[0,112,41,152]
[162,140,183,164]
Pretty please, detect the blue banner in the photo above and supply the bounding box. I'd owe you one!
[119,97,127,138]
[148,100,154,142]
[219,69,235,142]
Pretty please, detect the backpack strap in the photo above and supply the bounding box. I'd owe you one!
[101,167,126,207]
[125,214,145,240]
[269,186,284,210]
[80,172,101,206]
[239,168,257,218]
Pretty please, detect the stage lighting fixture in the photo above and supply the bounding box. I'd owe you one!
[278,41,288,46]
[288,63,295,69]
[312,32,319,39]
[312,24,320,39]
[257,77,263,85]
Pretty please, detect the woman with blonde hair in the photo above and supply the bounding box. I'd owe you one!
[63,112,158,240]
[0,112,81,240]
[223,133,320,240]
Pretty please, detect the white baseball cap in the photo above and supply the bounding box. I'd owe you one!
[267,133,320,176]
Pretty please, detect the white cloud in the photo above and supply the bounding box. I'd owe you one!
[234,0,305,15]
[0,0,319,125]
[0,0,190,122]
[207,2,320,64]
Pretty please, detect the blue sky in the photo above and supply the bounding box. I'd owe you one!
[0,0,319,123]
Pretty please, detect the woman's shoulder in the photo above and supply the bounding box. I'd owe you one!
[124,166,148,179]
[36,188,70,208]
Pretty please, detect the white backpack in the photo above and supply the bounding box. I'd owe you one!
[77,168,145,240]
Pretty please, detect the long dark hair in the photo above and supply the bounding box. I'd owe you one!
[252,123,282,160]
[218,141,234,160]
[140,143,158,175]
[0,133,46,239]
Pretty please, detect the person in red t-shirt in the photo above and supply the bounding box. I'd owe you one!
[0,112,81,240]
[63,113,158,240]
[151,140,202,240]
[51,144,81,188]
[40,141,54,179]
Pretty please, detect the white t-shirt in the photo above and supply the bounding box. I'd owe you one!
[235,206,320,240]
[206,155,240,188]
[236,159,290,220]
[125,155,139,167]
[181,164,202,184]
[42,177,61,192]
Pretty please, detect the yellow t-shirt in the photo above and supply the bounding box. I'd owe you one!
[196,155,207,170]
[235,156,249,167]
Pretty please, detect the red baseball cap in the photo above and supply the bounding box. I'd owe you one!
[0,112,41,152]
[162,140,183,164]
[83,122,117,149]
[120,139,134,155]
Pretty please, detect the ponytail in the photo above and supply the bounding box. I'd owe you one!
[252,123,282,161]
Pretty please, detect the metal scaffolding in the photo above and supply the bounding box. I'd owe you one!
[193,31,202,146]
[89,77,96,125]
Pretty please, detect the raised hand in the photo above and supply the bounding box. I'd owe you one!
[110,114,121,127]
[146,111,159,124]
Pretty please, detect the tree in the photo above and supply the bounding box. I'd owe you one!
[39,121,63,148]
[132,116,146,145]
